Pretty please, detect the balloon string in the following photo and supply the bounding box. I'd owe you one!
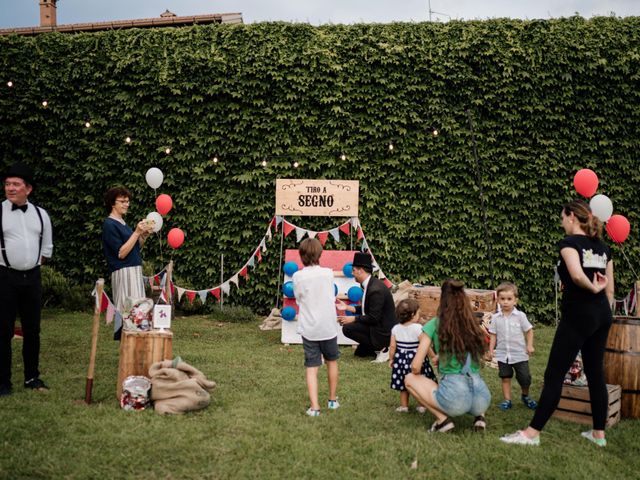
[619,245,639,281]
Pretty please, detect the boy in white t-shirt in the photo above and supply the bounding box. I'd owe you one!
[292,238,340,417]
[487,282,537,411]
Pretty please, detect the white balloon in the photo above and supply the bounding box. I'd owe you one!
[590,194,613,222]
[145,167,163,189]
[146,211,163,233]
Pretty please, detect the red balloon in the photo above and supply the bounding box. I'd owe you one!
[606,215,630,243]
[167,228,185,249]
[155,194,173,216]
[573,169,599,198]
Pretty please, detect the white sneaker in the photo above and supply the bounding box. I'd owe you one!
[371,347,390,363]
[500,430,540,446]
[581,430,607,447]
[327,399,340,410]
[305,408,320,417]
[395,406,409,413]
[415,406,427,414]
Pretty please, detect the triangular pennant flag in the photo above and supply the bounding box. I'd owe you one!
[266,227,272,241]
[307,231,317,239]
[185,291,196,304]
[351,217,359,228]
[357,227,364,240]
[378,271,386,279]
[329,227,340,242]
[339,222,350,235]
[154,274,161,285]
[210,287,221,300]
[221,282,231,295]
[283,221,295,238]
[372,260,379,271]
[176,287,186,302]
[260,238,267,252]
[248,256,255,268]
[383,278,393,288]
[256,248,262,262]
[239,266,248,278]
[317,231,329,246]
[198,290,208,304]
[230,274,240,287]
[148,277,154,289]
[106,303,115,325]
[361,239,369,252]
[100,292,109,313]
[113,310,123,335]
[271,216,277,229]
[295,227,307,242]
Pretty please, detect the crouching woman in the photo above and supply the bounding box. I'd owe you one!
[405,279,491,432]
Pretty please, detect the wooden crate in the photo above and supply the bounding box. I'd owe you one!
[553,383,621,427]
[408,286,496,321]
[116,329,173,399]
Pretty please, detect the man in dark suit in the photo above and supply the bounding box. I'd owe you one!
[338,252,396,362]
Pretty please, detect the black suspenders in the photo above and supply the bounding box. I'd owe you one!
[0,203,44,268]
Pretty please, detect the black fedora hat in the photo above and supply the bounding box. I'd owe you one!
[3,162,35,187]
[352,252,373,270]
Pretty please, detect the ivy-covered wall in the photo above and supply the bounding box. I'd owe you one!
[0,18,639,322]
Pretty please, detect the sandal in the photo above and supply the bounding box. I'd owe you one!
[499,399,512,411]
[473,415,486,432]
[522,395,538,410]
[429,417,454,433]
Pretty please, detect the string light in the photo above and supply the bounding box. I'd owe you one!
[432,128,439,137]
[340,153,347,161]
[261,159,268,167]
[41,100,48,107]
[125,136,131,144]
[388,142,394,151]
[293,161,299,168]
[212,156,219,164]
[7,81,13,88]
[165,147,171,155]
[84,121,91,128]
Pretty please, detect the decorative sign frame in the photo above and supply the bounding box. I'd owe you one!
[275,179,359,217]
[153,304,172,330]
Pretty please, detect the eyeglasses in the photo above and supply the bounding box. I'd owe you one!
[115,199,130,205]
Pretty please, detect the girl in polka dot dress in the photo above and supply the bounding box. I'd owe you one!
[389,298,437,412]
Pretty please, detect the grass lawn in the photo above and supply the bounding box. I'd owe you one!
[1,310,640,479]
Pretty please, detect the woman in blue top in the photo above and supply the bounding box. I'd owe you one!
[102,187,152,326]
[405,279,491,433]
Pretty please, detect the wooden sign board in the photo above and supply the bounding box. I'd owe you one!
[275,179,359,217]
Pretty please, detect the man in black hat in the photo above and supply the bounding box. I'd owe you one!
[0,163,53,396]
[338,252,396,362]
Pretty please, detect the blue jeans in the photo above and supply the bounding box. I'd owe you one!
[434,372,491,417]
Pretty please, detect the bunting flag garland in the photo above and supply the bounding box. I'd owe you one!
[136,214,396,309]
[106,302,115,325]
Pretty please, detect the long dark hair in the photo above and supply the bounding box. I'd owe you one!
[437,279,487,365]
[563,199,602,239]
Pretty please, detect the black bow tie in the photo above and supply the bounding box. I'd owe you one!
[11,203,28,212]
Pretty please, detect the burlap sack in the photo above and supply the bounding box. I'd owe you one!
[149,359,216,415]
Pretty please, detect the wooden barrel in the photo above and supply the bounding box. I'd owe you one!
[116,329,173,399]
[604,316,640,418]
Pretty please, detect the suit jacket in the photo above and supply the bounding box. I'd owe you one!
[354,276,396,340]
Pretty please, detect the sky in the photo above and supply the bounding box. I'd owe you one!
[1,0,639,28]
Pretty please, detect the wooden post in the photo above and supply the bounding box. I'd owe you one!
[85,278,104,404]
[636,280,640,317]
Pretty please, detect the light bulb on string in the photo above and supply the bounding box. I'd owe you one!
[388,142,394,151]
[125,136,131,144]
[212,156,219,164]
[340,153,347,161]
[293,161,299,168]
[84,121,91,129]
[7,81,13,88]
[432,128,439,137]
[261,159,268,167]
[165,147,171,155]
[41,100,48,107]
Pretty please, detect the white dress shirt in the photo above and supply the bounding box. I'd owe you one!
[1,199,53,270]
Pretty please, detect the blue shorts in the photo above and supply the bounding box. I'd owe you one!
[302,337,340,367]
[434,372,491,417]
